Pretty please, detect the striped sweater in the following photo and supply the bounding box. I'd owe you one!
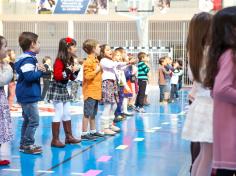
[137,61,150,80]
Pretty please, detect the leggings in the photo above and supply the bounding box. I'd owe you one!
[53,102,71,122]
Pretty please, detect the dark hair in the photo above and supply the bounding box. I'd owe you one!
[0,36,6,49]
[98,44,109,61]
[138,52,147,62]
[56,37,76,66]
[186,12,212,83]
[115,47,125,52]
[19,32,38,52]
[159,57,165,65]
[204,6,236,89]
[176,58,183,67]
[83,39,99,54]
[42,56,51,64]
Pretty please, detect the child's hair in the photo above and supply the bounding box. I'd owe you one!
[138,52,147,62]
[98,44,109,60]
[7,49,15,62]
[204,7,236,89]
[115,47,125,53]
[56,37,76,66]
[0,36,6,49]
[176,58,183,67]
[186,12,212,83]
[82,39,99,55]
[0,36,6,61]
[159,57,166,65]
[42,56,51,64]
[19,32,38,52]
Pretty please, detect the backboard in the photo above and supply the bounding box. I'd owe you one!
[114,0,154,13]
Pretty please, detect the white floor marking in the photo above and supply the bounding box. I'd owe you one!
[134,138,144,142]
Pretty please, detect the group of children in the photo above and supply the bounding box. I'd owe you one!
[158,56,183,103]
[0,31,151,164]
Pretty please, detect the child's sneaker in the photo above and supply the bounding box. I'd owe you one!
[81,134,98,141]
[0,160,10,166]
[19,145,42,154]
[110,125,121,133]
[90,132,105,138]
[138,108,146,113]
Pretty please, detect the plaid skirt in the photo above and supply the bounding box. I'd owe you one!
[102,80,119,104]
[46,80,72,102]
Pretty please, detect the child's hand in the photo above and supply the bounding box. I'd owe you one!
[37,64,46,72]
[129,58,137,65]
[72,65,79,73]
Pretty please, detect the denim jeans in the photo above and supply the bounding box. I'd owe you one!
[20,102,39,146]
[159,85,166,102]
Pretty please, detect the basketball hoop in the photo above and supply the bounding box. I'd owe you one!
[128,7,138,13]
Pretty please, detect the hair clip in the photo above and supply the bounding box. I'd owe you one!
[66,37,72,44]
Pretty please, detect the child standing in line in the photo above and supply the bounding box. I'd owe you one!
[204,7,236,176]
[170,61,183,102]
[0,36,13,165]
[113,49,130,122]
[47,37,81,148]
[15,32,46,154]
[99,44,134,135]
[6,49,17,110]
[81,39,104,140]
[158,57,171,103]
[41,56,52,102]
[135,52,150,113]
[182,12,213,176]
[123,53,135,116]
[70,57,81,102]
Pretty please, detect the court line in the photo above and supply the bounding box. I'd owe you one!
[36,136,114,176]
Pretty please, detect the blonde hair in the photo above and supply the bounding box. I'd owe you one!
[83,39,99,54]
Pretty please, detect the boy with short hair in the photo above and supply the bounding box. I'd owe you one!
[15,32,45,154]
[135,52,150,113]
[81,39,104,140]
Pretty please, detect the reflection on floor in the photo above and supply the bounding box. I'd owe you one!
[0,87,191,176]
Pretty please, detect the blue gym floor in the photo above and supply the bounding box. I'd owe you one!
[0,88,191,176]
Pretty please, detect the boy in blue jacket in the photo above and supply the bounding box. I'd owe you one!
[15,32,45,154]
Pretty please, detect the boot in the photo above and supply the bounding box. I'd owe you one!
[63,120,81,144]
[51,122,65,148]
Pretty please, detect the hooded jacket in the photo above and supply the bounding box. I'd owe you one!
[14,52,42,103]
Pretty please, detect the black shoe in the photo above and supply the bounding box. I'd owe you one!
[90,132,105,138]
[81,134,98,141]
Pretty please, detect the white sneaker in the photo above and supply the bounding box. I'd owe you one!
[110,125,121,133]
[138,108,146,113]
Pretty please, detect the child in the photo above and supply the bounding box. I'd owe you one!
[70,57,81,102]
[158,57,171,103]
[182,12,213,176]
[113,49,129,122]
[135,52,150,113]
[5,49,17,110]
[0,36,13,165]
[99,44,133,135]
[123,53,135,116]
[204,7,236,175]
[15,32,46,154]
[47,37,81,147]
[170,61,183,102]
[41,56,52,102]
[81,39,104,140]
